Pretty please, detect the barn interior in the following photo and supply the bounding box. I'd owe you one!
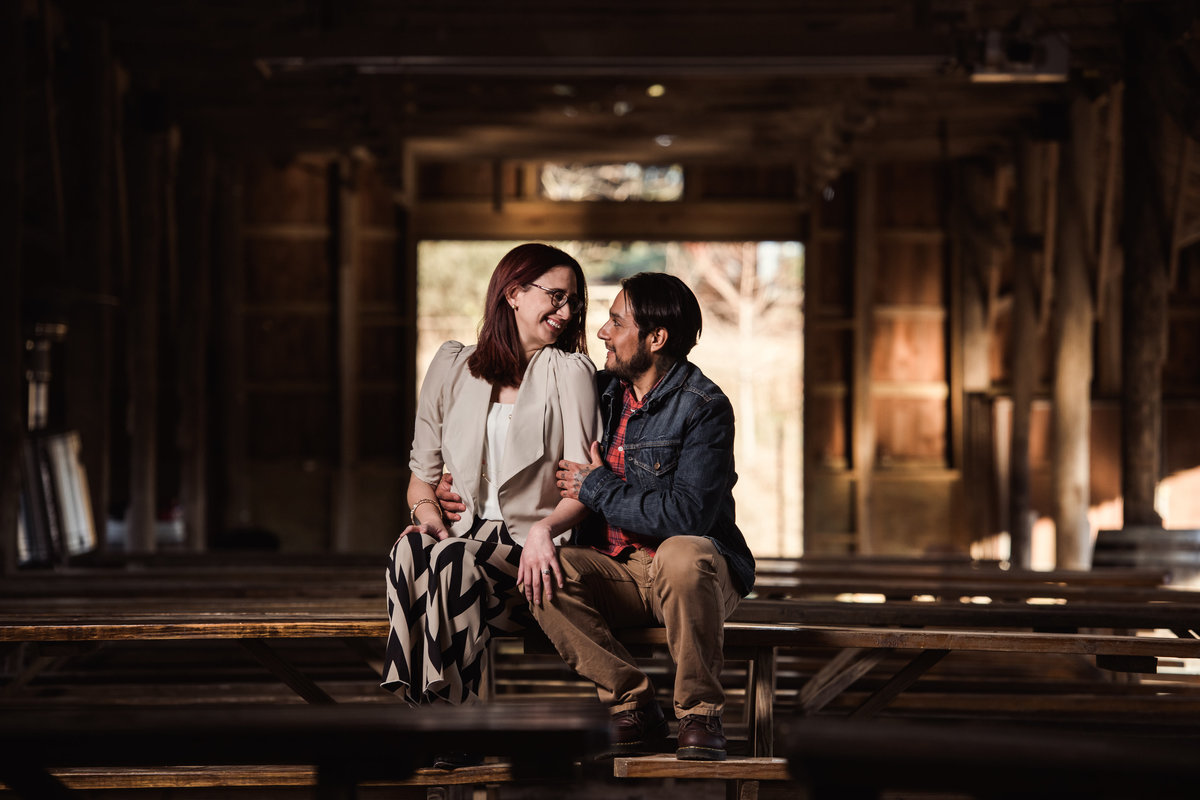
[3,1,1200,798]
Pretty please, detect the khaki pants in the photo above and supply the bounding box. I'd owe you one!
[531,536,741,719]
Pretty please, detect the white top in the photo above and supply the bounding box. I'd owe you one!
[479,402,514,520]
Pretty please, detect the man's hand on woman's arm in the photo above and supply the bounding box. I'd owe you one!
[435,473,466,521]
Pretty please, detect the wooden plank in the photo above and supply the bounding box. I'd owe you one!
[238,638,338,704]
[849,647,949,718]
[44,762,517,790]
[613,755,789,781]
[411,199,806,241]
[797,647,891,715]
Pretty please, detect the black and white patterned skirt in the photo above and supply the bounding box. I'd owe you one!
[382,518,529,705]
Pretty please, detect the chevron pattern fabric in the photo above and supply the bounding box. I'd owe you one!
[383,520,528,705]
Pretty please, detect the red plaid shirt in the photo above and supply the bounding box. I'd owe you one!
[594,383,659,559]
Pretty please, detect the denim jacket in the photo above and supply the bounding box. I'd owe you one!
[577,359,756,596]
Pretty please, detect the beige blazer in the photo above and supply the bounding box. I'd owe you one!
[409,341,601,546]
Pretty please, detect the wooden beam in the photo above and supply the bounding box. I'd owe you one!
[1051,94,1097,570]
[0,0,25,574]
[411,199,806,241]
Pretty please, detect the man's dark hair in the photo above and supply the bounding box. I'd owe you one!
[621,272,703,362]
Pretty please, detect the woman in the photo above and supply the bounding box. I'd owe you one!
[383,243,599,709]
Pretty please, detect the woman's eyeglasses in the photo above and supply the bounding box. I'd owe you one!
[526,283,584,315]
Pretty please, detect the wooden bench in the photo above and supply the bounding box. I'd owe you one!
[780,715,1198,799]
[613,755,789,800]
[28,762,517,792]
[0,701,607,799]
[8,597,1200,743]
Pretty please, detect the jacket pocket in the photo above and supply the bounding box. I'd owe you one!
[625,440,681,480]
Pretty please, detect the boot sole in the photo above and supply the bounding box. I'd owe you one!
[676,746,727,761]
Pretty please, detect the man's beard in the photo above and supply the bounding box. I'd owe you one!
[608,337,654,382]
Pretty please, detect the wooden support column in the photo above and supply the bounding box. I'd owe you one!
[125,99,167,552]
[177,135,216,550]
[852,165,877,554]
[63,18,114,550]
[957,159,997,394]
[1009,140,1043,569]
[333,157,360,552]
[1052,95,1097,569]
[958,159,1003,548]
[398,143,419,476]
[218,165,248,534]
[0,0,26,573]
[1120,10,1172,528]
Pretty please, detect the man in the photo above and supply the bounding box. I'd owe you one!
[439,272,754,761]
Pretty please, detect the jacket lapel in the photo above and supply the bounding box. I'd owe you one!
[447,368,492,507]
[498,349,549,487]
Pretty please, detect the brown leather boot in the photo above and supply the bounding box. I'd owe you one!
[675,714,727,760]
[609,702,669,754]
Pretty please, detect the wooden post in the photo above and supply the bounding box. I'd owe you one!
[1052,95,1097,569]
[0,0,26,573]
[957,159,996,394]
[219,164,249,535]
[334,157,360,552]
[63,17,114,551]
[398,143,418,488]
[958,159,1002,549]
[1009,140,1042,570]
[125,98,166,552]
[177,135,216,551]
[852,164,877,554]
[1121,9,1172,528]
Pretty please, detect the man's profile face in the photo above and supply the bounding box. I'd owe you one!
[598,290,654,381]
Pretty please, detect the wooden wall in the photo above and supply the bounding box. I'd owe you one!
[221,157,411,553]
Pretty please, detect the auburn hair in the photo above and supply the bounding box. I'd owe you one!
[468,243,589,387]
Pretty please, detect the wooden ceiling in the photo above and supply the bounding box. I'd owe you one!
[59,1,1136,178]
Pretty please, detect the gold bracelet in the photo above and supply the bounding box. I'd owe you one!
[410,498,441,526]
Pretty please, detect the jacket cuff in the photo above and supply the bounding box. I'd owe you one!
[578,467,609,509]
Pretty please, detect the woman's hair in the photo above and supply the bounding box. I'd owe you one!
[468,243,589,387]
[621,272,703,362]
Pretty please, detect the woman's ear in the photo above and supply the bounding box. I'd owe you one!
[504,284,524,310]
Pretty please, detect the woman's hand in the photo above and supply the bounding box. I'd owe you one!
[518,522,562,607]
[395,521,450,545]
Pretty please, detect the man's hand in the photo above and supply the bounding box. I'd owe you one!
[435,473,465,522]
[556,441,604,500]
